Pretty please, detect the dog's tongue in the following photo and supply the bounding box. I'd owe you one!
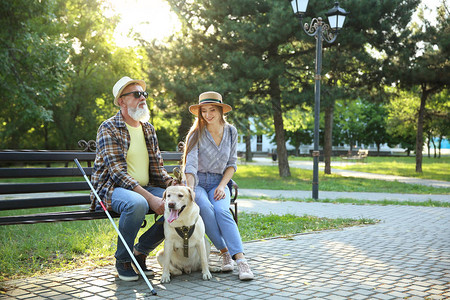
[167,209,179,223]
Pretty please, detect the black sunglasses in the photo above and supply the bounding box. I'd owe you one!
[120,91,149,99]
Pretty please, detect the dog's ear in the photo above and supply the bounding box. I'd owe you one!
[186,186,195,202]
[162,190,167,201]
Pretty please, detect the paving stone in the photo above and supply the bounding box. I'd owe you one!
[408,289,431,297]
[372,294,397,300]
[15,294,38,300]
[47,294,74,300]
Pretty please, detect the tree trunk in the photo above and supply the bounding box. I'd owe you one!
[270,79,290,177]
[178,110,192,143]
[245,121,252,162]
[415,88,427,173]
[324,101,334,174]
[438,136,442,158]
[431,137,436,158]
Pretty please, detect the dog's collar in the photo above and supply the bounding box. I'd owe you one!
[175,215,199,258]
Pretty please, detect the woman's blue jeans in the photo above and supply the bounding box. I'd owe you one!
[195,172,244,258]
[111,186,165,263]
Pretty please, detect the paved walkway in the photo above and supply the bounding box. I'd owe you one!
[239,189,450,203]
[2,195,449,299]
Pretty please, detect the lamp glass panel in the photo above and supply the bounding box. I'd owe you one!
[328,14,337,28]
[291,0,308,13]
[337,15,346,28]
[328,14,346,29]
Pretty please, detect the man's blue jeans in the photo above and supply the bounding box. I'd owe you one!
[111,186,165,263]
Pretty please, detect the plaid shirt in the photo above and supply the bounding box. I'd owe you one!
[90,111,173,209]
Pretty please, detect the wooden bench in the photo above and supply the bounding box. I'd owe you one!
[0,150,239,226]
[340,149,369,163]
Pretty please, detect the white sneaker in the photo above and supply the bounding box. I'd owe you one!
[220,251,234,272]
[237,259,254,281]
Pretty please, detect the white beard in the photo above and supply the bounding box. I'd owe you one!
[128,102,150,122]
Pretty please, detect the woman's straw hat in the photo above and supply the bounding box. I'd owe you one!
[189,91,232,116]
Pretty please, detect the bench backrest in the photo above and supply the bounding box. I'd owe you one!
[0,151,182,211]
[357,149,369,157]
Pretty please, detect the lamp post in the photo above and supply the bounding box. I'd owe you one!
[290,0,348,200]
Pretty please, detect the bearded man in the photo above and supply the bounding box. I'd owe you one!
[91,76,176,281]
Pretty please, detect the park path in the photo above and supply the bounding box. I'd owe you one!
[239,188,450,202]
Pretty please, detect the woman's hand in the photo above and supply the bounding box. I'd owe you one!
[213,185,226,201]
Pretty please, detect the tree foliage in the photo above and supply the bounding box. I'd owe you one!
[1,0,447,160]
[0,0,70,148]
[148,0,317,177]
[384,0,449,170]
[0,0,142,149]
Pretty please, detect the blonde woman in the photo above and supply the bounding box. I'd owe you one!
[183,91,254,281]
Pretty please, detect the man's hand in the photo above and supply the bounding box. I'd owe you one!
[133,185,165,215]
[148,196,165,215]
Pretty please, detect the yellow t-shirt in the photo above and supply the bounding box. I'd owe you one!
[125,123,149,186]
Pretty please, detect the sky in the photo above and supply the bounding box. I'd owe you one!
[412,0,443,25]
[105,0,181,46]
[106,0,445,46]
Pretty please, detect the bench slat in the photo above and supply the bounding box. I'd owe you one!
[0,195,90,210]
[160,152,183,161]
[0,151,183,162]
[0,151,96,162]
[0,168,93,178]
[164,165,178,173]
[0,151,182,162]
[0,210,120,226]
[0,182,89,194]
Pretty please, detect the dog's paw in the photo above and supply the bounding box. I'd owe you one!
[209,266,222,273]
[170,267,182,276]
[160,273,171,283]
[202,271,212,280]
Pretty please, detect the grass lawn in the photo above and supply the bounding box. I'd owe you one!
[233,165,450,194]
[0,210,376,281]
[331,156,450,181]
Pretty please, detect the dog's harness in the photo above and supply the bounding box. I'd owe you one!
[175,215,199,258]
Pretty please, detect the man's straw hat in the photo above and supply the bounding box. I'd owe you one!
[112,76,146,106]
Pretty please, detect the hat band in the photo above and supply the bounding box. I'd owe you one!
[199,98,222,104]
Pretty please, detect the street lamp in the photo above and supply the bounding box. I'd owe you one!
[290,0,348,199]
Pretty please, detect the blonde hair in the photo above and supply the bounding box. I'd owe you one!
[182,105,226,169]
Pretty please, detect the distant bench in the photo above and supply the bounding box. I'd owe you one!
[0,150,239,226]
[340,149,369,163]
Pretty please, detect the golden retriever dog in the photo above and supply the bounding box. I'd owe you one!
[157,186,214,283]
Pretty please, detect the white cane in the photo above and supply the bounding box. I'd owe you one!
[74,159,157,296]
